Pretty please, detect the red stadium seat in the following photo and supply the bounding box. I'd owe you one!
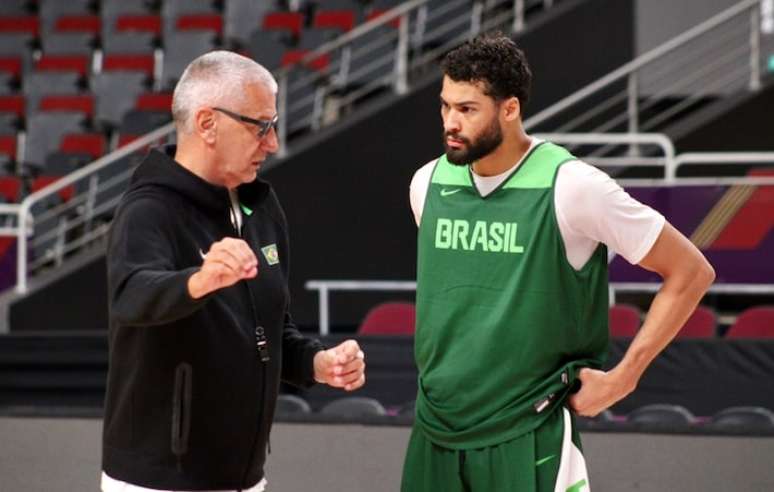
[0,135,16,159]
[39,95,94,116]
[135,93,172,112]
[176,14,223,34]
[0,176,21,202]
[35,55,90,76]
[102,54,154,76]
[358,302,416,335]
[117,134,139,148]
[0,95,25,117]
[262,12,303,37]
[726,307,774,339]
[314,10,356,32]
[115,15,162,34]
[60,133,105,159]
[281,50,330,71]
[676,305,717,338]
[0,57,22,77]
[609,303,641,337]
[55,15,101,33]
[31,176,76,202]
[0,16,39,36]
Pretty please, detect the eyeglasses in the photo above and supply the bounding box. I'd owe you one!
[213,107,279,138]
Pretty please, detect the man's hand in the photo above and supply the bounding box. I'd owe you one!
[313,339,366,391]
[188,238,258,299]
[567,367,636,417]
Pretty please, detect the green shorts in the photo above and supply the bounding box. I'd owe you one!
[401,407,589,492]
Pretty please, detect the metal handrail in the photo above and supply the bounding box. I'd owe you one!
[306,280,774,335]
[14,123,175,294]
[524,0,762,131]
[274,0,557,155]
[534,132,677,172]
[305,280,417,335]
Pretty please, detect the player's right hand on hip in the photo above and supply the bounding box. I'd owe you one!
[188,237,258,299]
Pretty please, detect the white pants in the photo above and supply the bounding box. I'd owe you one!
[101,472,267,492]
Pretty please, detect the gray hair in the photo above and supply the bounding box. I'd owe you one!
[171,50,278,134]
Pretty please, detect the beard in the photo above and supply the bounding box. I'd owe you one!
[443,117,503,165]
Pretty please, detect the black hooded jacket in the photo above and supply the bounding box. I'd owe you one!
[102,146,323,490]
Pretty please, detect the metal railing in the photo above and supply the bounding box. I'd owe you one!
[274,0,560,156]
[305,280,417,335]
[524,0,773,156]
[2,124,176,294]
[302,137,774,334]
[306,280,774,336]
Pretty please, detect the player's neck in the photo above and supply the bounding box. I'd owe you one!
[472,131,532,177]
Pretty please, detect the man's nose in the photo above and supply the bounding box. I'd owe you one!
[262,127,279,154]
[444,112,461,134]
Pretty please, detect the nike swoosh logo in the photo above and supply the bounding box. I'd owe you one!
[440,188,461,197]
[535,454,557,467]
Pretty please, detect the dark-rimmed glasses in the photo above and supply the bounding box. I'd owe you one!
[213,107,279,138]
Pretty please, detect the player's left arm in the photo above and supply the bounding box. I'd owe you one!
[569,222,715,416]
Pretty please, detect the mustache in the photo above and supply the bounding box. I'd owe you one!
[444,132,470,145]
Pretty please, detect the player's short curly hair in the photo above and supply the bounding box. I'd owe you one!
[440,32,532,107]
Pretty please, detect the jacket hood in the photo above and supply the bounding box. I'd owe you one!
[124,145,271,213]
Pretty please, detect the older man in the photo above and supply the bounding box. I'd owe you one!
[101,51,365,492]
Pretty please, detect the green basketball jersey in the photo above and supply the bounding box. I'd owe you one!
[414,142,609,449]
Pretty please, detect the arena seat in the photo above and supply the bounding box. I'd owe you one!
[676,305,717,338]
[321,397,386,418]
[710,406,774,430]
[357,302,416,335]
[275,394,312,417]
[725,306,774,339]
[608,303,641,337]
[627,404,697,425]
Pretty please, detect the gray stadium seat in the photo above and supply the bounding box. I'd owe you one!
[23,112,85,171]
[0,33,35,77]
[0,73,16,95]
[224,0,275,48]
[0,114,18,134]
[101,0,155,33]
[275,394,312,417]
[320,397,386,418]
[41,32,96,56]
[162,0,221,43]
[39,0,94,33]
[44,151,91,176]
[101,31,156,55]
[92,72,148,128]
[23,72,83,117]
[298,27,336,51]
[627,404,697,426]
[119,109,172,136]
[160,31,218,90]
[248,30,286,71]
[0,0,33,15]
[711,406,774,429]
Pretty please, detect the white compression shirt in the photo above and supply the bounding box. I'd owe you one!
[409,138,665,270]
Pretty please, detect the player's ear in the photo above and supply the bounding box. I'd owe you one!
[502,97,520,122]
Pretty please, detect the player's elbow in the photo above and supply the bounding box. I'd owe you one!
[696,256,715,291]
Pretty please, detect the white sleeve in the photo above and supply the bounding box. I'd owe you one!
[409,160,437,227]
[555,160,665,268]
